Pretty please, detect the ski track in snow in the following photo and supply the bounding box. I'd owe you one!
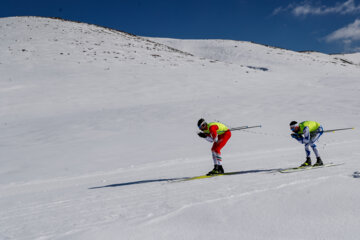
[144,176,332,226]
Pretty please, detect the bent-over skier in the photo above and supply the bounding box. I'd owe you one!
[197,118,231,175]
[290,120,324,167]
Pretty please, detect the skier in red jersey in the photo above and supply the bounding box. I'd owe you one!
[197,118,231,175]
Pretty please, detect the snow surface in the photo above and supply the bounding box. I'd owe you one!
[0,17,359,240]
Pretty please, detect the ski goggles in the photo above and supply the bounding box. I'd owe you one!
[199,122,207,130]
[290,125,297,131]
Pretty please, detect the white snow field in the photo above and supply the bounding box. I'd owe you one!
[0,17,359,240]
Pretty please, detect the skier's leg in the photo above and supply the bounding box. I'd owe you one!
[311,142,323,165]
[300,143,312,166]
[304,143,311,158]
[212,130,230,149]
[211,131,231,173]
[217,131,231,150]
[311,143,320,158]
[211,131,231,163]
[211,151,223,173]
[207,150,221,175]
[212,151,219,165]
[310,126,323,166]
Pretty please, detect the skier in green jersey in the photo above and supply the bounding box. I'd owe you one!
[290,120,324,167]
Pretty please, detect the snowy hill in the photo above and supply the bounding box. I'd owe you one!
[149,37,360,69]
[0,17,359,240]
[332,52,360,65]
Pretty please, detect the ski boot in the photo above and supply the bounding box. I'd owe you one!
[207,165,220,175]
[313,157,324,167]
[300,157,312,167]
[218,165,224,174]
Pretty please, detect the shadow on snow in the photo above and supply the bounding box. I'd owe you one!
[88,168,280,189]
[89,178,182,189]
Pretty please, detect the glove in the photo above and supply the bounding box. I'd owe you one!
[291,133,298,139]
[291,133,303,143]
[198,132,207,138]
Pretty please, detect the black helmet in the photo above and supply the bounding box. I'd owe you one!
[289,121,298,131]
[289,121,297,127]
[197,118,206,129]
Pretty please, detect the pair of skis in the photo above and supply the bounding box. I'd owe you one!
[182,171,254,181]
[178,162,344,182]
[278,162,344,173]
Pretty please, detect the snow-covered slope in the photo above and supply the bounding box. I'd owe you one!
[149,37,360,69]
[332,52,360,65]
[0,17,359,240]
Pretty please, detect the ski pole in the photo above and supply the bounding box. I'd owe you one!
[217,125,262,133]
[323,127,355,133]
[228,125,248,131]
[229,125,262,131]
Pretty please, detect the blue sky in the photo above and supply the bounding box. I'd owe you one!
[1,0,360,54]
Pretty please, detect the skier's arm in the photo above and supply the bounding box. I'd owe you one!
[302,127,310,144]
[197,132,214,142]
[209,125,219,142]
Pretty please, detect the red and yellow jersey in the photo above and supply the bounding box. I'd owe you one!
[203,122,229,139]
